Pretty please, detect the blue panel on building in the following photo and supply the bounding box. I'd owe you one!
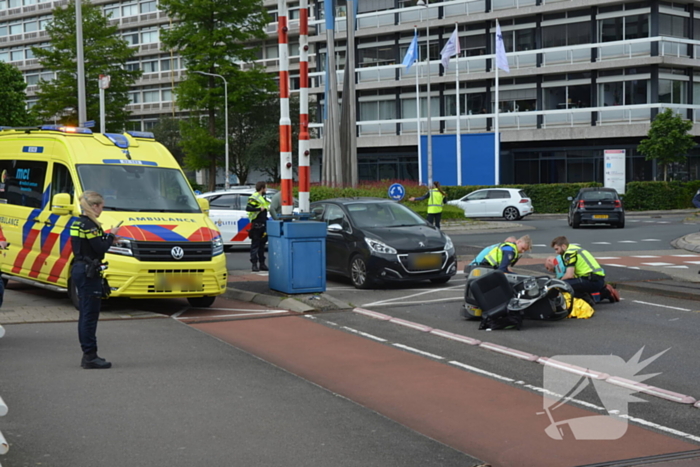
[420,133,496,186]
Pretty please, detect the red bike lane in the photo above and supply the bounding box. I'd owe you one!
[191,315,698,467]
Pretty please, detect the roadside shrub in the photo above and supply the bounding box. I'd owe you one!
[623,181,700,211]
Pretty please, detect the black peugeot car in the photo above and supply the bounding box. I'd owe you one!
[568,187,625,228]
[310,198,457,288]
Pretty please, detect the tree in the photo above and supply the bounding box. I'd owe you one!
[151,116,185,166]
[159,0,274,191]
[638,108,696,181]
[31,0,141,130]
[248,95,303,182]
[0,63,34,127]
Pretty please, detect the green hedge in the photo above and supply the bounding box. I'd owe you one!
[268,180,699,214]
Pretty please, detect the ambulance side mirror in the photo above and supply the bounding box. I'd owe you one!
[197,197,210,216]
[51,193,73,216]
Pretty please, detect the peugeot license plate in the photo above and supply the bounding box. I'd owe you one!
[593,215,609,219]
[413,254,442,270]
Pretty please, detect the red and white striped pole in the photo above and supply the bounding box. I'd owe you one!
[298,0,310,213]
[278,0,293,216]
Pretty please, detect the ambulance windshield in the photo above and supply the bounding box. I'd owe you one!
[76,164,200,213]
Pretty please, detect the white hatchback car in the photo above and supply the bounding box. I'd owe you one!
[448,188,534,221]
[198,187,297,247]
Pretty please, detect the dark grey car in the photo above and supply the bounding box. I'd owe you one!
[567,188,625,229]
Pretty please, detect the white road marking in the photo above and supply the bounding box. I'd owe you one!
[450,361,515,382]
[367,297,464,307]
[175,310,288,320]
[641,262,675,266]
[673,254,700,257]
[629,267,640,269]
[171,307,190,319]
[684,261,700,265]
[618,240,638,243]
[533,244,547,247]
[597,256,621,259]
[665,265,689,269]
[640,239,661,242]
[602,264,629,268]
[592,242,611,245]
[393,343,444,360]
[342,326,387,342]
[362,285,463,307]
[630,255,660,258]
[657,221,670,224]
[632,300,691,311]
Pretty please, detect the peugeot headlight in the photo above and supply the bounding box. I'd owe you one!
[212,236,224,256]
[365,237,397,255]
[444,235,454,251]
[108,238,133,256]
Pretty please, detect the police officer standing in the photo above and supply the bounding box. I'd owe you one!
[70,191,118,369]
[246,182,271,272]
[409,181,447,229]
[550,236,619,303]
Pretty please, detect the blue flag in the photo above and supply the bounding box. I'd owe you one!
[402,32,419,73]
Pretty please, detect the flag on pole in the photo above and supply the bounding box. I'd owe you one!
[495,21,510,73]
[440,27,461,71]
[402,32,419,72]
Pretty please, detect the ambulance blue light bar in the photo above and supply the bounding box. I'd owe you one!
[40,125,93,134]
[104,133,129,149]
[126,131,155,139]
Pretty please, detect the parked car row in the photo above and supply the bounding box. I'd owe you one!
[204,185,625,289]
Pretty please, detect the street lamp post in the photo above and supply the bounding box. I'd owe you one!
[194,70,230,190]
[417,0,433,187]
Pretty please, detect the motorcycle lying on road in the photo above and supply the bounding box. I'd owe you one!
[462,266,574,330]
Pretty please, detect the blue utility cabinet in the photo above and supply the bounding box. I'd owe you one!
[267,220,326,294]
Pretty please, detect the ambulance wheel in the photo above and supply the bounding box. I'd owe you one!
[68,278,80,311]
[187,296,216,308]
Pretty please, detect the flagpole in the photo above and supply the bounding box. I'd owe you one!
[414,26,422,185]
[494,21,500,186]
[454,24,462,186]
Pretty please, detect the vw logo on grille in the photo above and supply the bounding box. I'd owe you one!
[171,246,185,260]
[418,241,425,247]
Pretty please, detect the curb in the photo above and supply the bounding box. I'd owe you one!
[222,288,315,313]
[222,287,354,314]
[613,281,700,302]
[671,235,700,254]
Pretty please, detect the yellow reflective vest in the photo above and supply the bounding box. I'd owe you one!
[427,189,445,214]
[247,192,271,221]
[483,242,519,268]
[562,245,605,278]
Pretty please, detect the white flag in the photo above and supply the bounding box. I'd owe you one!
[440,27,461,71]
[495,21,510,73]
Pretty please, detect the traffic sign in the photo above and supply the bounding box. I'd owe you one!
[82,120,95,128]
[388,183,405,201]
[99,74,111,89]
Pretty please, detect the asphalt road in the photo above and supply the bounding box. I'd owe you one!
[223,213,700,448]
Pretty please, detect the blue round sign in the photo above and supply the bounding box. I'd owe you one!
[388,183,405,201]
[194,190,202,195]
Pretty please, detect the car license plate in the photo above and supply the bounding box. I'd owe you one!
[593,215,609,219]
[413,254,442,269]
[155,274,202,291]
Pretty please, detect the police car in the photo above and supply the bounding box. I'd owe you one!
[197,187,298,247]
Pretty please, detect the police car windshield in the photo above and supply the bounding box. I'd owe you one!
[77,164,200,213]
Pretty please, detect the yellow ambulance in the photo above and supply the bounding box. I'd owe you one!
[0,125,227,308]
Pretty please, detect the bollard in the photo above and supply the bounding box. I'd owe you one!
[0,391,7,458]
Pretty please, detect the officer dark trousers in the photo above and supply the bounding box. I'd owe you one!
[249,225,267,266]
[72,262,104,357]
[564,276,607,299]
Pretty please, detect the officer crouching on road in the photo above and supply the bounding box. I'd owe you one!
[480,235,532,273]
[70,191,119,369]
[246,181,271,272]
[550,236,620,304]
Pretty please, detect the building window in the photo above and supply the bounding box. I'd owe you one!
[659,79,687,103]
[140,0,157,14]
[122,3,138,17]
[143,90,160,102]
[659,14,689,38]
[141,28,159,44]
[142,60,158,73]
[599,15,649,42]
[129,92,140,104]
